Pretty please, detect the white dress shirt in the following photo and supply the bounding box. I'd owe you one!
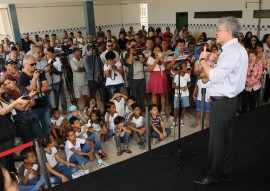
[208,38,248,98]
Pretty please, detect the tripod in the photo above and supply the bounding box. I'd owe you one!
[154,47,203,171]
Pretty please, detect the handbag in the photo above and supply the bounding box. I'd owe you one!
[0,101,16,144]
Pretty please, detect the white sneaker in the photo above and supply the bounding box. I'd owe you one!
[98,161,110,168]
[170,122,177,129]
[84,169,90,175]
[72,170,84,179]
[180,120,184,127]
[152,138,158,145]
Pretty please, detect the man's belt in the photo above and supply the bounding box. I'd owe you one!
[210,96,229,101]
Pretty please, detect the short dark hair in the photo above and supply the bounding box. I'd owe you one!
[45,34,49,38]
[20,148,34,161]
[47,47,55,54]
[51,108,59,115]
[248,49,257,56]
[127,96,135,102]
[148,104,158,111]
[131,103,141,110]
[40,135,50,148]
[105,51,116,60]
[114,116,125,125]
[69,116,79,125]
[65,129,75,137]
[175,39,185,46]
[77,31,82,34]
[106,101,115,110]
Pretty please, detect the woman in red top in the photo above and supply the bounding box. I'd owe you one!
[242,49,263,112]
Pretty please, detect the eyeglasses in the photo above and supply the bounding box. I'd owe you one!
[30,63,36,66]
[9,172,19,184]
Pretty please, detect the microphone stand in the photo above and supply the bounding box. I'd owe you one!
[152,46,203,171]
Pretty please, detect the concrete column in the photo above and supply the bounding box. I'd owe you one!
[7,4,21,45]
[83,0,96,37]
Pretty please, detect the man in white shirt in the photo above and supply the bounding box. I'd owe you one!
[100,40,120,66]
[193,17,248,186]
[70,47,89,106]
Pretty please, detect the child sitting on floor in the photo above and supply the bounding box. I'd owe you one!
[18,148,45,191]
[149,104,171,144]
[110,90,128,117]
[51,108,69,149]
[64,129,95,174]
[128,103,147,149]
[67,105,87,125]
[104,102,118,139]
[40,135,79,184]
[125,96,135,119]
[114,116,132,156]
[69,117,109,168]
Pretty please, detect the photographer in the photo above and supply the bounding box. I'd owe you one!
[104,51,124,98]
[46,47,68,114]
[18,55,51,136]
[33,46,56,110]
[84,44,102,99]
[125,39,146,111]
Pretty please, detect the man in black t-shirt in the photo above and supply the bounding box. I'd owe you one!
[18,55,51,136]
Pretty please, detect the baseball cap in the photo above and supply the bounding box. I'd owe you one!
[5,59,15,65]
[69,105,78,112]
[72,47,81,54]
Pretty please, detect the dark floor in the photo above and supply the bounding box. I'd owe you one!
[50,104,270,191]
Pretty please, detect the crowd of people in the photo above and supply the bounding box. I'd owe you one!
[0,22,270,190]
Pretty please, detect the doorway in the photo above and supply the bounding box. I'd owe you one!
[176,12,188,30]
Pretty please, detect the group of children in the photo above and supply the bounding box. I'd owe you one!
[17,67,211,190]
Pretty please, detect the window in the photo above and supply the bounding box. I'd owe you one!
[140,3,148,29]
[254,10,270,18]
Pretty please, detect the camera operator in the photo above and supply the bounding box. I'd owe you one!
[18,55,51,136]
[46,47,68,114]
[82,35,95,58]
[125,39,146,110]
[33,46,56,109]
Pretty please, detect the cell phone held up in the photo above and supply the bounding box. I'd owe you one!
[22,96,30,100]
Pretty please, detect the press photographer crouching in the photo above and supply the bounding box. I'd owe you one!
[46,47,68,114]
[18,55,51,136]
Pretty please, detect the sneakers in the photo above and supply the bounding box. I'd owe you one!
[138,140,147,150]
[99,151,107,158]
[152,138,158,145]
[180,119,184,127]
[72,170,84,179]
[98,161,110,168]
[170,122,177,129]
[84,170,90,175]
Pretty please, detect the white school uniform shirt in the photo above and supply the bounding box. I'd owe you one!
[196,79,210,102]
[208,38,248,97]
[174,73,191,97]
[65,138,86,162]
[51,116,64,126]
[87,119,103,132]
[23,164,38,180]
[45,146,58,168]
[105,112,118,130]
[113,98,125,117]
[75,126,88,139]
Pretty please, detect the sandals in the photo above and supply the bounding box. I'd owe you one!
[161,112,167,120]
[191,123,198,127]
[117,151,122,156]
[123,149,132,154]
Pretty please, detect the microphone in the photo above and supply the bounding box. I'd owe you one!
[197,42,208,46]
